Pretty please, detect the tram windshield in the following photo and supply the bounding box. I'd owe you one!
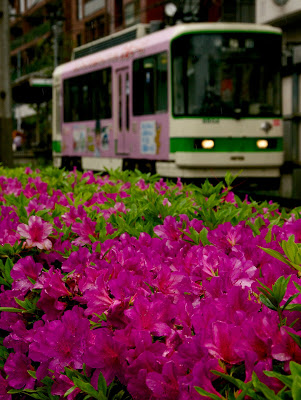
[171,32,282,118]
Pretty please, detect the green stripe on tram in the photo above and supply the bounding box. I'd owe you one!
[170,137,283,152]
[52,141,62,153]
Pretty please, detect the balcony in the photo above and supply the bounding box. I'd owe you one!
[27,0,44,8]
[10,21,51,51]
[11,53,53,83]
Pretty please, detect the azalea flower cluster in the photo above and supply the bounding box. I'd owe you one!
[0,167,301,400]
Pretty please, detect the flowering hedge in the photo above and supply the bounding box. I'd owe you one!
[0,166,301,400]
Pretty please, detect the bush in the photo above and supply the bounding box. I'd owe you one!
[0,166,301,400]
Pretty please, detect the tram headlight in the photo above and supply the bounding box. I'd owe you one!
[201,139,215,149]
[256,139,268,149]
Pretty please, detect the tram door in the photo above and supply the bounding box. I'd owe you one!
[115,68,130,154]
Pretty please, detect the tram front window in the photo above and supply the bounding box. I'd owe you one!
[171,32,282,118]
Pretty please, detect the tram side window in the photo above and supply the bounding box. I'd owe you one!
[63,68,112,122]
[91,68,112,119]
[133,52,168,115]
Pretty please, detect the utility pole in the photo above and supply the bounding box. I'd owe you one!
[0,0,13,167]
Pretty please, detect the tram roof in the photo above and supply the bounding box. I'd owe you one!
[54,22,282,79]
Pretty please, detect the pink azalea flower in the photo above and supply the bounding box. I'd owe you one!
[85,192,108,207]
[71,216,97,245]
[83,275,114,316]
[0,373,11,400]
[62,246,93,274]
[154,216,183,241]
[0,206,20,246]
[154,178,169,194]
[272,327,301,365]
[101,202,128,220]
[154,265,191,300]
[29,306,90,374]
[3,320,42,354]
[51,372,81,399]
[84,328,127,384]
[4,352,35,389]
[189,358,224,399]
[81,170,96,184]
[163,198,171,207]
[205,321,244,364]
[221,190,236,204]
[0,177,23,196]
[26,198,46,214]
[124,294,173,337]
[61,204,87,226]
[24,167,33,174]
[146,361,179,400]
[136,179,150,190]
[34,268,71,320]
[125,351,163,399]
[11,256,43,293]
[17,215,52,250]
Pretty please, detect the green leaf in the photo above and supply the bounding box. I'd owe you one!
[235,388,250,400]
[252,372,280,400]
[64,367,84,382]
[194,386,223,400]
[97,371,107,395]
[286,331,301,348]
[293,281,301,292]
[14,295,38,313]
[259,247,301,271]
[63,386,77,397]
[281,292,301,311]
[8,390,50,400]
[290,361,301,376]
[282,236,297,264]
[259,293,278,311]
[72,377,100,399]
[272,276,291,304]
[284,303,301,312]
[199,228,211,246]
[18,205,28,219]
[292,375,301,400]
[264,370,293,388]
[7,389,24,394]
[256,279,274,296]
[27,370,37,379]
[0,276,11,287]
[3,257,13,284]
[212,371,259,399]
[0,306,25,313]
[224,170,242,187]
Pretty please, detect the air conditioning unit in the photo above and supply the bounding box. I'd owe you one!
[72,24,150,60]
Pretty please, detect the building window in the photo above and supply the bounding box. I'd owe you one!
[85,16,105,43]
[222,0,255,23]
[20,0,25,13]
[77,0,83,20]
[125,3,135,27]
[115,0,123,28]
[133,52,168,115]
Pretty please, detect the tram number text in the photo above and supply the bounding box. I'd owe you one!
[203,118,220,124]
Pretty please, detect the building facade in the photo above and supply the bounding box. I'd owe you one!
[256,0,301,197]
